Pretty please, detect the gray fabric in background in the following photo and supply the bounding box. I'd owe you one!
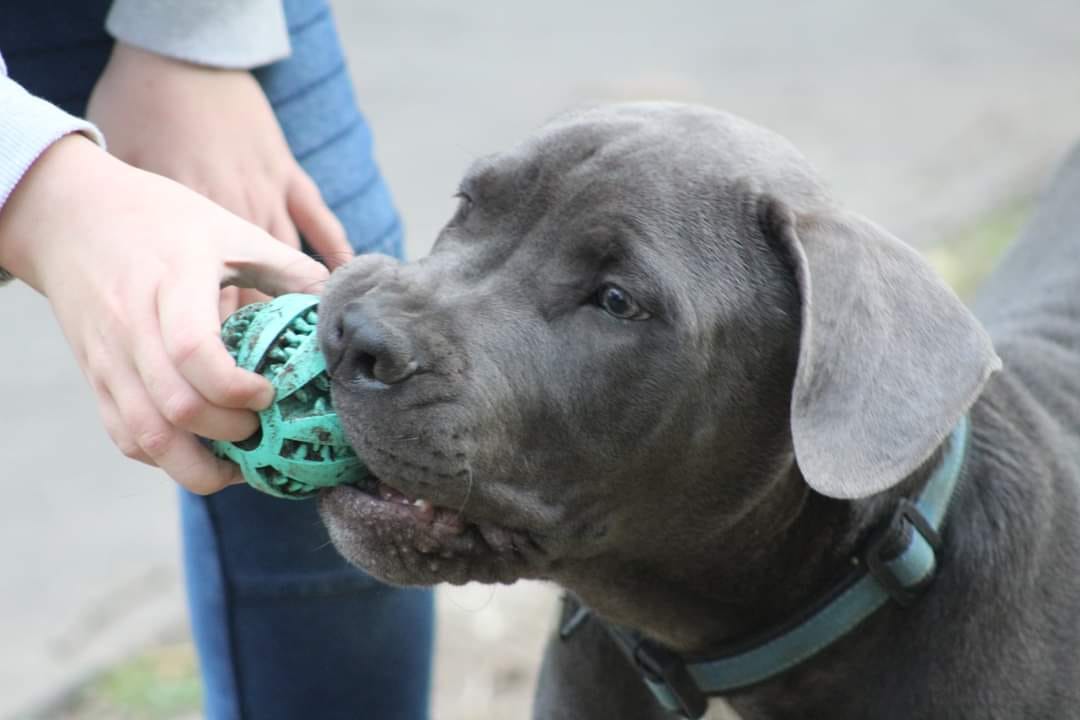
[106,0,291,69]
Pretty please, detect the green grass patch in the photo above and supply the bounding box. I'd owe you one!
[926,200,1032,299]
[58,641,202,720]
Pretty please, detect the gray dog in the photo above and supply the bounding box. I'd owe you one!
[315,103,1080,719]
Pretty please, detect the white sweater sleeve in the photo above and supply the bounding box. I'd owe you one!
[106,0,291,70]
[0,53,106,285]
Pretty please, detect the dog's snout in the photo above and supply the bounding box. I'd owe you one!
[327,300,419,386]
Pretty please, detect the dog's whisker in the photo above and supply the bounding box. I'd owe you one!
[456,463,475,519]
[310,539,335,553]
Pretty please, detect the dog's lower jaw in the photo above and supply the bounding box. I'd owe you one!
[318,482,554,586]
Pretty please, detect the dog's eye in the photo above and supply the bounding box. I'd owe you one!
[595,284,649,320]
[451,191,473,223]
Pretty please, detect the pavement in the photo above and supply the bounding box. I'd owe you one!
[4,1,1080,717]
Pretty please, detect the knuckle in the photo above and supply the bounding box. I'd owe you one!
[118,438,143,460]
[168,332,210,368]
[136,425,173,457]
[101,416,139,458]
[161,390,205,427]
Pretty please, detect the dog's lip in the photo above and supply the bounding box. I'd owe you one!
[325,476,541,553]
[320,475,550,582]
[335,476,469,534]
[375,478,470,534]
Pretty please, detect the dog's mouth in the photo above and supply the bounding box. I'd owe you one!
[351,471,470,533]
[319,471,548,586]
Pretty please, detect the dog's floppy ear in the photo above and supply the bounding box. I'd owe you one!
[759,197,1000,499]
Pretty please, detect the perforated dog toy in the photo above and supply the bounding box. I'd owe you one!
[211,293,366,499]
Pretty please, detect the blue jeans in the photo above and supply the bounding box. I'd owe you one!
[2,2,434,718]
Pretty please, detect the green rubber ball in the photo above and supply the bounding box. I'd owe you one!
[210,293,366,499]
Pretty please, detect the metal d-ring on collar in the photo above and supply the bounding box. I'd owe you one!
[560,416,971,720]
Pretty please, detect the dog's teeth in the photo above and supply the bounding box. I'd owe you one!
[412,498,436,522]
[378,484,415,505]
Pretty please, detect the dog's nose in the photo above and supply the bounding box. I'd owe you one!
[326,300,419,385]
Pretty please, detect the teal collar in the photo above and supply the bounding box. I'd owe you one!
[565,416,971,719]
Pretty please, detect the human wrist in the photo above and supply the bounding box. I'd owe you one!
[109,41,228,79]
[0,134,117,290]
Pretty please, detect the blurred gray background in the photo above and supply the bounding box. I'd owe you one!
[4,1,1080,717]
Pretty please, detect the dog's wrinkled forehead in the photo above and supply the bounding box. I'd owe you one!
[438,103,831,325]
[463,102,829,221]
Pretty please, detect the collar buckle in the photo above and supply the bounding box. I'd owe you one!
[633,640,709,719]
[862,498,942,607]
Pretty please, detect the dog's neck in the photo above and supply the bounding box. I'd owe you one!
[556,453,933,655]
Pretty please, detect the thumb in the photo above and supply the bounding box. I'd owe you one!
[222,224,330,297]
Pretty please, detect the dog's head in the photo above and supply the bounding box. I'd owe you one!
[316,103,998,591]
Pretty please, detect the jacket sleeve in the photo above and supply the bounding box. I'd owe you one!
[0,53,106,285]
[105,0,291,69]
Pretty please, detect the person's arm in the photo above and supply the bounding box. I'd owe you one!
[91,4,353,314]
[0,53,104,285]
[105,0,291,69]
[0,54,331,494]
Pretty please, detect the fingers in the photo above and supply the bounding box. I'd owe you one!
[236,287,271,309]
[131,307,261,442]
[156,432,244,495]
[101,349,243,494]
[223,224,331,296]
[219,286,240,322]
[91,379,156,467]
[269,209,301,251]
[287,169,353,270]
[157,272,275,412]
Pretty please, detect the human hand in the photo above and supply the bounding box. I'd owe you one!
[0,135,331,493]
[86,42,354,315]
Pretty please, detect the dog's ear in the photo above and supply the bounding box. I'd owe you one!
[759,197,1000,499]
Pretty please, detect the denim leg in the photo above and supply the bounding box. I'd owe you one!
[181,488,433,720]
[181,2,433,718]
